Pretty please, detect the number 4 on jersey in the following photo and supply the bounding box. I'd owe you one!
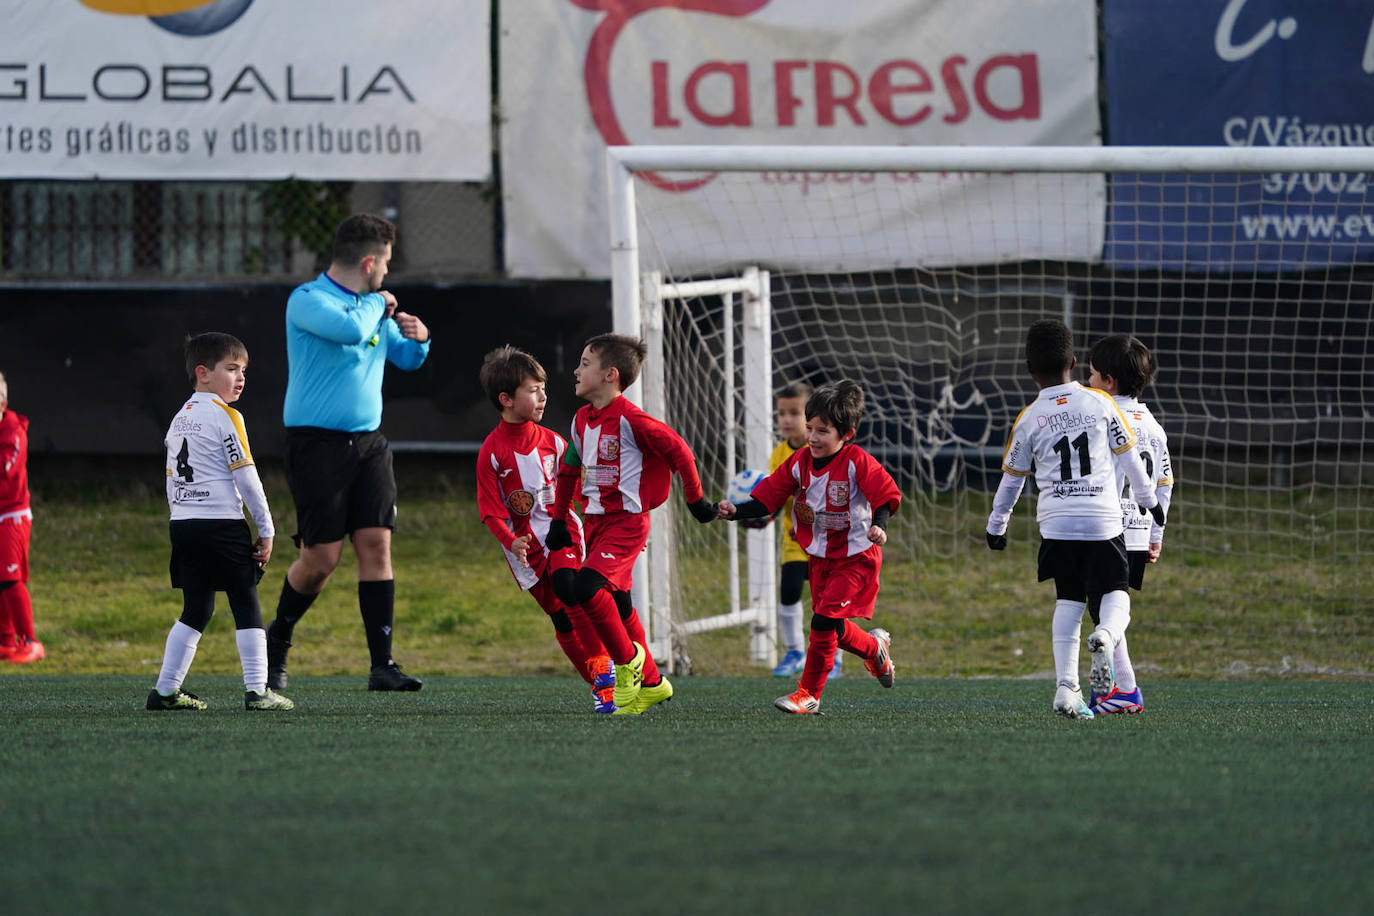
[176,438,194,482]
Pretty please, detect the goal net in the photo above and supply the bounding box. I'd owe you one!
[608,146,1373,678]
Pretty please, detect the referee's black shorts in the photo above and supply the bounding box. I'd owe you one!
[1037,535,1130,602]
[284,427,397,547]
[169,518,263,591]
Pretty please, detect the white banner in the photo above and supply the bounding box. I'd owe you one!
[501,0,1102,278]
[0,0,490,181]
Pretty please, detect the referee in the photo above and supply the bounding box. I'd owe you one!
[266,213,431,692]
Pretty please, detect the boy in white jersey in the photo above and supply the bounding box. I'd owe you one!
[985,320,1164,719]
[476,345,612,712]
[148,333,292,712]
[1086,334,1174,715]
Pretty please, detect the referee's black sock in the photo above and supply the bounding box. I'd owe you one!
[359,579,396,668]
[273,578,318,643]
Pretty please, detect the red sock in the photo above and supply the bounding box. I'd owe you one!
[553,627,594,683]
[0,586,15,647]
[800,627,838,697]
[582,589,636,662]
[619,607,661,686]
[836,619,877,660]
[0,582,33,641]
[564,604,606,665]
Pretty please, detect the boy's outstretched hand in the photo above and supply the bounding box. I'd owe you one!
[686,497,717,524]
[510,534,532,568]
[986,531,1007,551]
[544,519,572,550]
[716,500,737,521]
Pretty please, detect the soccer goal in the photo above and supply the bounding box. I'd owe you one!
[608,145,1374,676]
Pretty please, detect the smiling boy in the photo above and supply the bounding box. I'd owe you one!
[718,379,901,715]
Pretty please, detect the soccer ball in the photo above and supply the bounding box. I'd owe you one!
[727,468,767,505]
[726,469,772,529]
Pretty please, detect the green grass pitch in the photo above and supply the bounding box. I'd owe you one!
[2,675,1370,914]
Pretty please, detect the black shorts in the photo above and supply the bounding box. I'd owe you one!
[1128,550,1148,590]
[169,518,263,592]
[1037,535,1129,602]
[284,427,397,547]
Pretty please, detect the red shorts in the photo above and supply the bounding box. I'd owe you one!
[808,547,881,619]
[0,512,31,583]
[528,577,562,616]
[581,512,650,592]
[526,543,582,615]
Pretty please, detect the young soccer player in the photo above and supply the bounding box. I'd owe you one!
[544,333,717,715]
[1086,333,1175,715]
[148,333,292,712]
[0,372,42,665]
[767,381,838,680]
[718,380,901,715]
[476,345,613,711]
[985,319,1165,719]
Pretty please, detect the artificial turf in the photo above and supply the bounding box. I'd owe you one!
[2,675,1370,915]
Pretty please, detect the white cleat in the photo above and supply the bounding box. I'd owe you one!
[1087,629,1116,696]
[1053,682,1095,719]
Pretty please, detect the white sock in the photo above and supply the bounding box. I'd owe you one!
[1097,590,1132,646]
[1052,600,1086,689]
[778,602,804,653]
[237,627,268,694]
[155,621,202,695]
[1114,634,1137,692]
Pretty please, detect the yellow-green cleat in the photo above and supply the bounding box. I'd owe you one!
[244,688,294,711]
[612,676,673,715]
[146,688,207,711]
[611,642,646,709]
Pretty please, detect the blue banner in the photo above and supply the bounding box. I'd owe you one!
[1104,0,1374,271]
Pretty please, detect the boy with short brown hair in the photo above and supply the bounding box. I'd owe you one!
[544,333,716,714]
[476,345,611,711]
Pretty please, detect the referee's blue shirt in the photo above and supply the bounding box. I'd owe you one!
[283,272,430,432]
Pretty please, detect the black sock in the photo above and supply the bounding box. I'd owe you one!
[358,579,396,669]
[272,578,318,642]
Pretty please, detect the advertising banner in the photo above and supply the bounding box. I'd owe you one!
[0,0,490,181]
[501,0,1102,279]
[1104,0,1374,270]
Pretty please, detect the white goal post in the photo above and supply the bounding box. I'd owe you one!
[607,145,1374,675]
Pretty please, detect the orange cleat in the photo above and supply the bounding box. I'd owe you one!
[9,638,46,664]
[773,686,821,715]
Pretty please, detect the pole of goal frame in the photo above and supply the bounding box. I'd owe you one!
[607,152,674,670]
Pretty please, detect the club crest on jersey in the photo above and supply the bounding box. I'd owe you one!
[795,503,816,526]
[506,490,536,516]
[827,481,849,505]
[598,436,620,462]
[541,454,556,479]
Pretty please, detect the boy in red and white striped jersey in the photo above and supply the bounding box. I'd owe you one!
[477,346,612,711]
[717,380,901,715]
[0,371,41,665]
[544,334,717,715]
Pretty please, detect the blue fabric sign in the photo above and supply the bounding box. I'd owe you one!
[1104,0,1374,270]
